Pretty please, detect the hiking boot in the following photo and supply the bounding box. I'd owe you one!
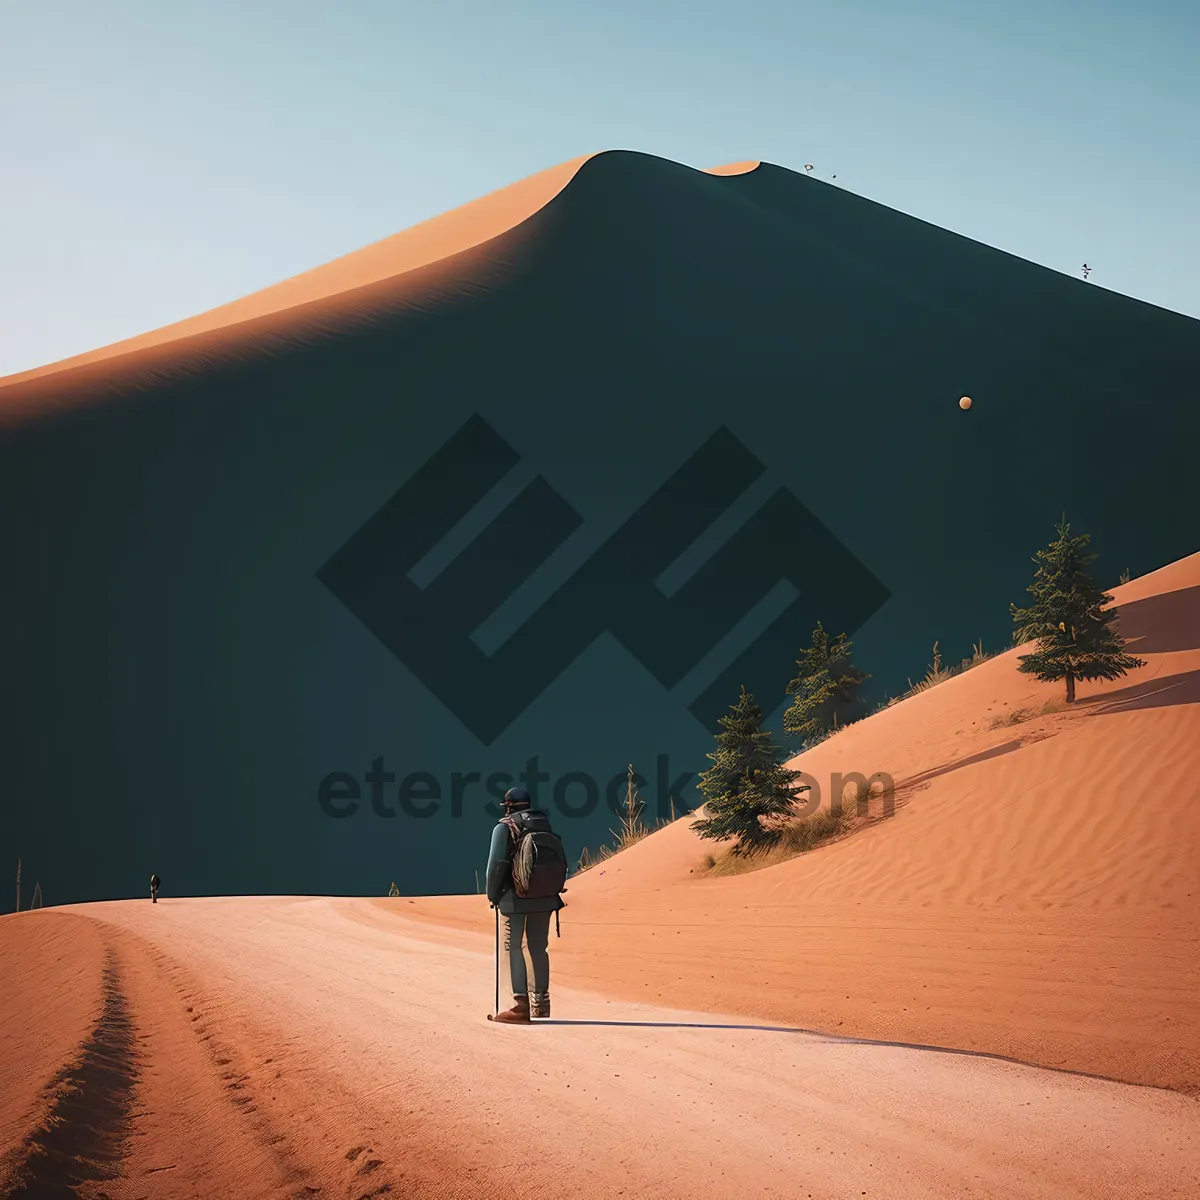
[492,994,531,1024]
[530,992,550,1019]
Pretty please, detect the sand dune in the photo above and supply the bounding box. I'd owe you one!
[0,151,798,427]
[405,552,1200,1094]
[2,149,1196,911]
[0,153,763,398]
[2,144,1198,1192]
[0,155,592,392]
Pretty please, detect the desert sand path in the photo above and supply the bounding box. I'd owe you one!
[3,897,1197,1200]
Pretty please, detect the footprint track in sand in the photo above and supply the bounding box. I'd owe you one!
[126,926,403,1198]
[342,1144,393,1196]
[141,939,312,1180]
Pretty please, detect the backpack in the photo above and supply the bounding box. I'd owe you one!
[501,811,568,900]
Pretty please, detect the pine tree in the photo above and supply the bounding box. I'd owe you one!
[1010,517,1145,703]
[692,687,808,856]
[782,623,870,745]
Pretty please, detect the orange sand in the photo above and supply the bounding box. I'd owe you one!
[1,895,1195,1199]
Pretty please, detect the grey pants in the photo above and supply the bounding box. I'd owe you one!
[503,911,552,997]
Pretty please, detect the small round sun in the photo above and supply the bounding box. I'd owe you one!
[959,396,973,411]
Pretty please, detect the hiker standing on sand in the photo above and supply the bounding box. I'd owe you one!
[150,873,160,903]
[485,787,567,1023]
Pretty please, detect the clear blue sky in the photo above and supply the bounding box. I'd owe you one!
[2,0,1197,377]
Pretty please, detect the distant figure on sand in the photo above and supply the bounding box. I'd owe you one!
[150,873,160,903]
[485,788,567,1023]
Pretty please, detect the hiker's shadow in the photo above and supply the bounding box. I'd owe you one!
[538,1020,1129,1084]
[541,1019,815,1033]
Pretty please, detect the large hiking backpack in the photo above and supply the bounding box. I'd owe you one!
[501,812,568,899]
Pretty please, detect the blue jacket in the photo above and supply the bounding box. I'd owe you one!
[485,811,565,915]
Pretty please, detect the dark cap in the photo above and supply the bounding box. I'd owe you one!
[502,786,531,809]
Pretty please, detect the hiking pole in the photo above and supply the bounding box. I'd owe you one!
[494,904,500,1017]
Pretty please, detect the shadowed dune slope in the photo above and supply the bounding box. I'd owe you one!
[1,148,1197,910]
[3,147,1197,423]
